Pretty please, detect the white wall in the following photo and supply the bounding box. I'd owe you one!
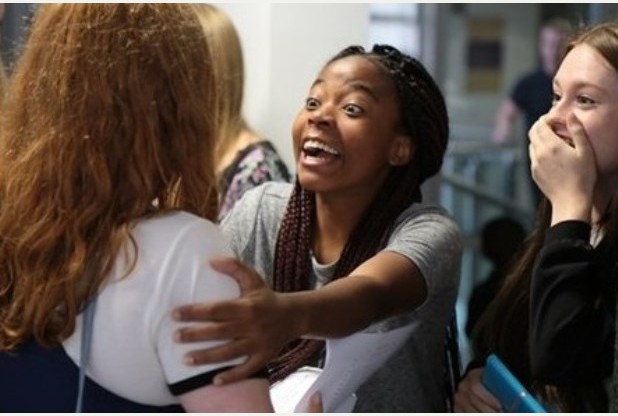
[216,4,370,172]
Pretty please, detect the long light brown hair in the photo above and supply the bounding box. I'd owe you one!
[473,21,618,412]
[0,4,219,350]
[194,4,246,165]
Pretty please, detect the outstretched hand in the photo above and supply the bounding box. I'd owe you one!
[172,257,303,385]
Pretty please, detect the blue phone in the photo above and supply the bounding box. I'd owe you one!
[482,354,546,413]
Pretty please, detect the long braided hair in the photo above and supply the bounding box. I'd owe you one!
[268,44,450,383]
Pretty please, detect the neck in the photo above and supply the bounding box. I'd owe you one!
[591,182,615,226]
[312,191,375,264]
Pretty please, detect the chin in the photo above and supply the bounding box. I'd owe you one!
[296,173,326,193]
[297,175,318,191]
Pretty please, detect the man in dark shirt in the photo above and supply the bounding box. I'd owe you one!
[491,18,571,207]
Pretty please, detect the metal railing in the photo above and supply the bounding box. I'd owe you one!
[438,140,535,365]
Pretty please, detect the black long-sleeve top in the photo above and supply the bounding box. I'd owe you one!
[530,220,616,410]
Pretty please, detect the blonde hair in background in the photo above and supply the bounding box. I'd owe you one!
[194,4,247,165]
[0,4,219,350]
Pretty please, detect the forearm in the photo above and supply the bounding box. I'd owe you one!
[288,276,393,338]
[290,254,426,338]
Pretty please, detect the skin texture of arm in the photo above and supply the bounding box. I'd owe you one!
[453,367,502,412]
[179,378,273,412]
[173,251,426,385]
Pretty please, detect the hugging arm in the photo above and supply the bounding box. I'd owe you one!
[173,251,426,384]
[173,202,462,385]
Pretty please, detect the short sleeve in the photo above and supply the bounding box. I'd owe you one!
[384,205,463,298]
[153,219,246,395]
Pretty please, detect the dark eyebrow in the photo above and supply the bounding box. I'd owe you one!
[310,78,324,89]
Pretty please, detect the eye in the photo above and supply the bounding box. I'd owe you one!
[551,92,561,105]
[342,103,364,117]
[576,95,596,105]
[305,97,320,110]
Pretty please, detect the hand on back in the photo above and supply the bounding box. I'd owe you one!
[173,257,303,385]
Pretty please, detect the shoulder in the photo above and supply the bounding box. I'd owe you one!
[135,211,231,261]
[220,183,290,278]
[223,182,292,221]
[134,212,238,309]
[386,203,463,286]
[393,203,462,239]
[135,210,222,241]
[388,203,463,256]
[390,203,463,263]
[257,180,294,200]
[220,182,292,251]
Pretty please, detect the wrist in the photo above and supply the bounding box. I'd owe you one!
[282,290,315,338]
[550,199,592,226]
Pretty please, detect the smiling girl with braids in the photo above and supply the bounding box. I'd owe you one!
[174,44,463,412]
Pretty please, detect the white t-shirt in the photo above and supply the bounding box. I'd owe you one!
[63,211,244,406]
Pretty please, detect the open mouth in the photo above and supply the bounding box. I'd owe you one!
[302,139,341,159]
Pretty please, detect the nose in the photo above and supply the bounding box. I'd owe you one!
[308,105,334,128]
[545,99,568,132]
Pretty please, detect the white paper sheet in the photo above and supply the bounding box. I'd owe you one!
[270,321,414,413]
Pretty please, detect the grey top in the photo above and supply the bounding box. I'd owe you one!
[221,182,463,412]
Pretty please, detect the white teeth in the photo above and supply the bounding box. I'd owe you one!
[303,139,340,156]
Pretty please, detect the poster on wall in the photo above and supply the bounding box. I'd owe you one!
[466,18,503,93]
